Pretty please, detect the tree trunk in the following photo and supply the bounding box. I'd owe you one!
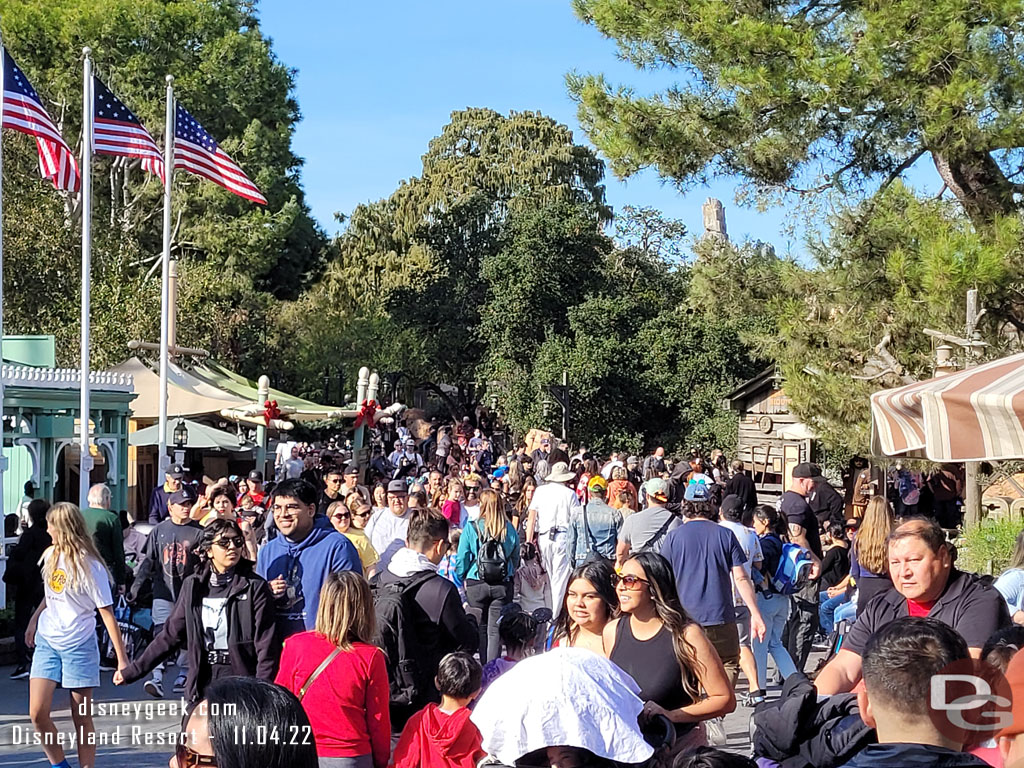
[931,150,1017,227]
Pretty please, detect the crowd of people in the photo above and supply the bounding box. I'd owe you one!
[6,418,1024,768]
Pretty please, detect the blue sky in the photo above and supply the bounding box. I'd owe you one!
[255,0,816,253]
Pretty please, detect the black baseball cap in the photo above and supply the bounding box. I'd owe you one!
[169,486,198,506]
[792,462,823,479]
[344,464,359,476]
[387,478,408,495]
[248,470,264,482]
[167,463,186,480]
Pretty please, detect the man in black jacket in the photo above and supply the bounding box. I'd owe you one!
[4,499,51,679]
[376,509,477,730]
[724,459,759,512]
[842,616,987,767]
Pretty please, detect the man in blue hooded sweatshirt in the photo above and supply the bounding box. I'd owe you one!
[256,478,362,640]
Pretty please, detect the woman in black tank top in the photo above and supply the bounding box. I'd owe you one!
[605,552,735,750]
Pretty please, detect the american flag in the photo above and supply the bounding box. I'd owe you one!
[1,48,80,192]
[93,77,164,181]
[173,104,266,205]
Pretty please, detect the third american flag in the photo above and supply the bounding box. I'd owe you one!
[173,104,266,205]
[93,77,164,180]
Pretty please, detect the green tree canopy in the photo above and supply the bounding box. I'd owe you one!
[569,0,1024,227]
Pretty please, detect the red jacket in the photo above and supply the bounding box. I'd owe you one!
[275,633,390,768]
[391,704,485,768]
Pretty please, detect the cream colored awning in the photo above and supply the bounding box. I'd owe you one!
[111,357,248,420]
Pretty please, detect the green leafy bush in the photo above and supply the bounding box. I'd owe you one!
[959,516,1024,575]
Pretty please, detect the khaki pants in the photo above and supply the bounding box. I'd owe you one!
[703,622,740,687]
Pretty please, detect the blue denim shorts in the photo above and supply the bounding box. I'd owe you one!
[31,632,101,689]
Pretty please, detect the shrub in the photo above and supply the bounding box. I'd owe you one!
[959,516,1024,575]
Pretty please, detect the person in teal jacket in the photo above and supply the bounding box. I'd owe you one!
[455,488,520,662]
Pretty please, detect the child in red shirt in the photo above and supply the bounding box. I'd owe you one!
[391,652,485,768]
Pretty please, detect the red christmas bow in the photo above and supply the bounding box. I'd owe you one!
[263,399,281,426]
[354,399,377,429]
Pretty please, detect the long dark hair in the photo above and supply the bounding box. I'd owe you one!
[202,677,317,768]
[552,559,618,646]
[627,552,702,698]
[753,504,787,538]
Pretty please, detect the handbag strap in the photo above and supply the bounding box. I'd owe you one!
[298,646,343,701]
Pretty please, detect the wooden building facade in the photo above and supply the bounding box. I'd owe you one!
[724,368,815,502]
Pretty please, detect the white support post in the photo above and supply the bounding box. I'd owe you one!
[157,75,175,477]
[79,48,94,507]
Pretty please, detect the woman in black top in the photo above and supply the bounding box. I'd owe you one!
[115,519,278,702]
[604,552,734,752]
[819,522,851,590]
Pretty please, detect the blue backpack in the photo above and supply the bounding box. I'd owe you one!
[770,542,813,595]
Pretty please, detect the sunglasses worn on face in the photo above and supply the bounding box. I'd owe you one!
[352,511,371,519]
[176,740,217,767]
[612,573,649,590]
[213,537,243,550]
[332,512,351,520]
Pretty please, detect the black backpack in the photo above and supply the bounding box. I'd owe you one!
[475,521,508,585]
[371,570,436,707]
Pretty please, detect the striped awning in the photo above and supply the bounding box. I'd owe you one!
[870,352,1024,462]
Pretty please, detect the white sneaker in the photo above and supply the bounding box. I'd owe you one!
[144,678,163,698]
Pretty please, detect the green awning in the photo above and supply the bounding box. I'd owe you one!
[189,361,342,414]
[130,418,254,452]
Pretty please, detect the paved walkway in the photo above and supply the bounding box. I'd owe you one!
[0,654,822,766]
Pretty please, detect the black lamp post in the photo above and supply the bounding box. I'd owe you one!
[173,419,189,448]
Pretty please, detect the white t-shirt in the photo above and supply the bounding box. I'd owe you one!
[201,597,230,650]
[529,483,581,534]
[37,551,113,650]
[719,520,763,606]
[365,509,412,571]
[284,458,304,479]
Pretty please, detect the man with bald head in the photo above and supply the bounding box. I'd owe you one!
[817,517,1009,694]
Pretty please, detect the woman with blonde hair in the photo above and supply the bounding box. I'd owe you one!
[824,496,895,627]
[275,570,391,768]
[26,502,129,768]
[455,487,521,661]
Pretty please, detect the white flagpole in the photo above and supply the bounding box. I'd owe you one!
[0,37,7,522]
[79,48,94,508]
[157,75,174,476]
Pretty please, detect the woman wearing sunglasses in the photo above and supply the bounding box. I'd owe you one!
[172,676,317,768]
[605,552,734,755]
[329,499,379,578]
[116,519,278,703]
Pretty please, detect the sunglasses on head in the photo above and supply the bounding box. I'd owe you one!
[175,740,217,767]
[611,573,649,590]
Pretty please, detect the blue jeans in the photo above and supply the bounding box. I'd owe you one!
[753,591,798,691]
[834,598,857,627]
[818,590,850,634]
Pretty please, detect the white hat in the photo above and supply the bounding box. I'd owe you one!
[546,461,575,483]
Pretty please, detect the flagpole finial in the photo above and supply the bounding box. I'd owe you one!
[166,74,174,85]
[82,46,91,57]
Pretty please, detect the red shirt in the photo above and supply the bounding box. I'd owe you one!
[906,598,936,617]
[275,633,391,767]
[391,704,484,768]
